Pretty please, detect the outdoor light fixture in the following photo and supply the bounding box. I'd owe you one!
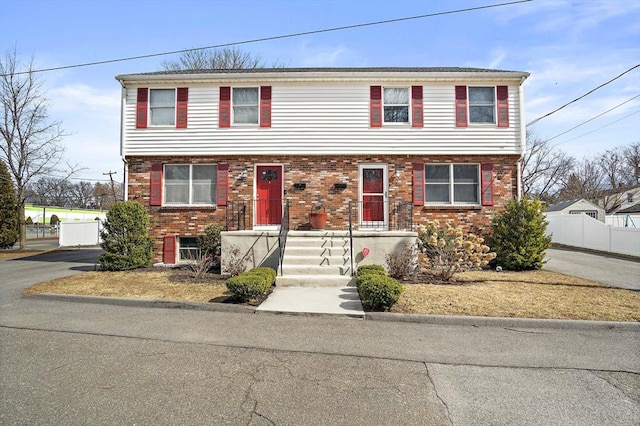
[238,169,248,179]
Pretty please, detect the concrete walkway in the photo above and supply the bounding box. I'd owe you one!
[257,285,365,317]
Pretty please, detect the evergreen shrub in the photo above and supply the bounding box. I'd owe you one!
[225,267,276,302]
[488,197,552,271]
[99,201,153,271]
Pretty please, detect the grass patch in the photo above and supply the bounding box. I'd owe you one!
[22,268,640,322]
[24,269,230,303]
[392,270,640,322]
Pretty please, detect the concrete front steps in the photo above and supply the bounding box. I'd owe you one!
[276,231,356,287]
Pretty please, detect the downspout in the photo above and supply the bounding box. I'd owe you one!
[518,75,527,200]
[119,83,128,201]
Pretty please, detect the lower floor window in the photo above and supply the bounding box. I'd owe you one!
[178,237,200,261]
[425,164,479,204]
[165,164,217,205]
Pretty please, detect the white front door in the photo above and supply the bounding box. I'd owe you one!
[359,164,388,230]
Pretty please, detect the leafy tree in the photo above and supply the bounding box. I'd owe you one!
[0,49,76,248]
[0,159,19,249]
[99,201,153,271]
[488,197,552,271]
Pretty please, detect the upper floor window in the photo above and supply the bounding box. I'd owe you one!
[384,87,409,123]
[164,164,217,205]
[233,87,259,124]
[425,164,479,205]
[150,89,176,126]
[468,87,495,124]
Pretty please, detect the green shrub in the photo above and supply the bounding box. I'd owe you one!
[198,224,223,257]
[488,197,552,271]
[99,201,153,271]
[0,159,19,249]
[358,273,404,311]
[225,267,276,302]
[356,264,387,288]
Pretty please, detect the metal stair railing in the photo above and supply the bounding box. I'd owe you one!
[277,200,290,276]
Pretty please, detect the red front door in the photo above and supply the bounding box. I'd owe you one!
[256,165,283,226]
[361,166,385,224]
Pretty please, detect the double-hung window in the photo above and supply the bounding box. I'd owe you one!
[149,89,176,126]
[383,87,409,123]
[468,87,495,124]
[233,87,259,124]
[425,164,479,205]
[164,164,217,205]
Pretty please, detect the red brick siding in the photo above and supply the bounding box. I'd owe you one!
[126,155,519,262]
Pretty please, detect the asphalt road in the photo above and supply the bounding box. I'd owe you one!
[1,249,639,425]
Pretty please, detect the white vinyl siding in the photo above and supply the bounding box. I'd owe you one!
[122,81,523,156]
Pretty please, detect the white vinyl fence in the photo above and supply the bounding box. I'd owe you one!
[546,213,640,257]
[59,221,103,247]
[605,214,640,228]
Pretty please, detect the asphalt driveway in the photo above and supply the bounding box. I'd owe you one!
[545,247,640,290]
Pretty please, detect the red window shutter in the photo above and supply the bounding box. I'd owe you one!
[136,88,148,129]
[150,163,163,206]
[481,163,494,206]
[496,86,509,127]
[455,86,468,127]
[411,86,423,128]
[412,163,425,206]
[176,87,188,128]
[370,86,382,128]
[163,235,176,265]
[216,163,229,206]
[260,86,272,128]
[219,87,231,128]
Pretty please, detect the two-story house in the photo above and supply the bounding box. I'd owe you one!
[116,67,529,274]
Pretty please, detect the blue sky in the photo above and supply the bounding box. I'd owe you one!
[1,0,639,183]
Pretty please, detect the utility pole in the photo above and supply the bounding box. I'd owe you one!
[103,171,117,205]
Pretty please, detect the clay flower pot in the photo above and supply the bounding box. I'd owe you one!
[309,204,327,230]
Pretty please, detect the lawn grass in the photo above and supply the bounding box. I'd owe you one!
[21,267,640,322]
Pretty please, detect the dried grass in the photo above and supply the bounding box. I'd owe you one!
[24,269,230,303]
[392,270,640,321]
[22,268,640,322]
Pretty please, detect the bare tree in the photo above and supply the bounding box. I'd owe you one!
[0,50,76,248]
[161,47,280,71]
[623,142,640,184]
[522,132,575,202]
[556,158,605,202]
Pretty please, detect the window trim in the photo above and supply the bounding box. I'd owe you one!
[178,236,201,262]
[467,86,496,125]
[232,86,260,126]
[424,163,481,206]
[148,88,177,127]
[382,86,410,125]
[163,164,218,206]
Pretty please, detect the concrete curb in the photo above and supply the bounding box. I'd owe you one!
[29,293,640,331]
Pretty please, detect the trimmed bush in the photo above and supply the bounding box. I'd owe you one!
[99,201,153,271]
[225,267,276,302]
[358,273,404,311]
[357,264,386,276]
[488,197,552,271]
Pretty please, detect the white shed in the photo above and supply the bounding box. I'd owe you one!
[545,198,606,222]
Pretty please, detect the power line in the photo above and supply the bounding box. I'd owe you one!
[526,63,640,127]
[3,0,533,76]
[550,109,640,148]
[545,94,640,143]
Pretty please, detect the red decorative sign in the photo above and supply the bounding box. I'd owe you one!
[362,248,370,257]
